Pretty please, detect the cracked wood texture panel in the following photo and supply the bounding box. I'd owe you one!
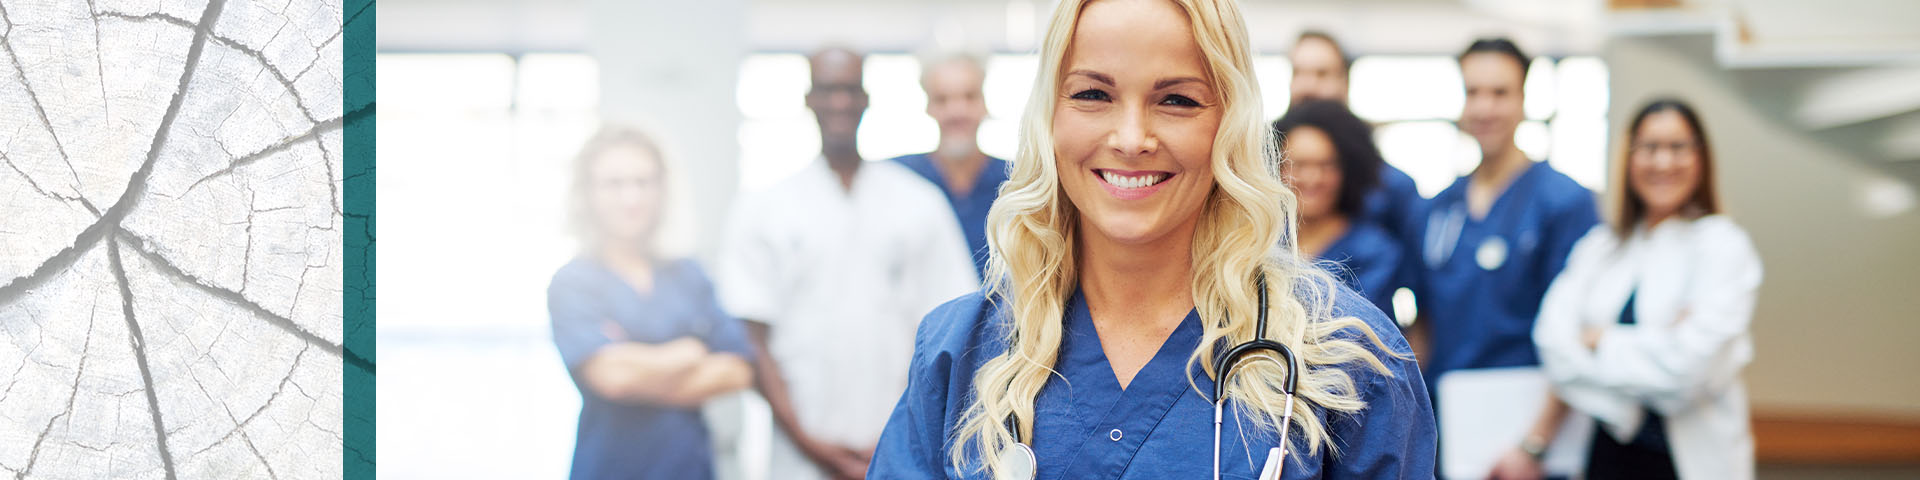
[0,0,345,478]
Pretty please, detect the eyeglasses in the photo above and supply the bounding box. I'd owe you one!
[1630,140,1696,157]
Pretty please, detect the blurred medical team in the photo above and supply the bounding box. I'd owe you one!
[714,47,979,480]
[543,0,1763,478]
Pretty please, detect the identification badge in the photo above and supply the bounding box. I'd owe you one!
[1476,236,1508,271]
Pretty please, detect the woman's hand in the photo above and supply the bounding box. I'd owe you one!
[1486,447,1545,480]
[1580,326,1607,351]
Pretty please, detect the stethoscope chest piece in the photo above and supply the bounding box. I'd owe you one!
[997,442,1037,480]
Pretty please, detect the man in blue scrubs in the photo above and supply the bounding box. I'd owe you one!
[891,53,1009,278]
[1415,38,1599,478]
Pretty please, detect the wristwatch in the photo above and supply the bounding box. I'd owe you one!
[1519,435,1549,461]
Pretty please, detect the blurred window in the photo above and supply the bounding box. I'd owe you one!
[376,52,598,479]
[736,53,1610,197]
[1350,55,1611,195]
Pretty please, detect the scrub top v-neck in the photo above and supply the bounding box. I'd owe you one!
[1416,161,1598,391]
[868,284,1436,479]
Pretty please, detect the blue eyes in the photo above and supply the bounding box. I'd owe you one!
[1070,89,1200,107]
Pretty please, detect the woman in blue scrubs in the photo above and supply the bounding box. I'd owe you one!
[545,127,756,479]
[867,0,1435,478]
[1415,38,1599,479]
[1274,100,1402,320]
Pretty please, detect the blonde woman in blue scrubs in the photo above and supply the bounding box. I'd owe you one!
[866,0,1436,478]
[545,127,756,479]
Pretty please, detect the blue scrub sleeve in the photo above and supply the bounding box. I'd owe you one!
[1539,192,1601,286]
[1354,237,1402,320]
[1370,166,1426,297]
[686,261,757,362]
[1325,299,1438,478]
[870,381,954,479]
[870,300,974,479]
[1405,199,1436,315]
[547,268,613,372]
[1393,190,1428,300]
[1327,352,1437,478]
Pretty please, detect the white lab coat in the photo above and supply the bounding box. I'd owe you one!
[715,158,979,480]
[1534,215,1762,480]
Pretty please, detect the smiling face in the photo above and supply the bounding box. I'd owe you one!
[807,49,869,155]
[1628,110,1703,223]
[1280,126,1341,221]
[924,59,989,138]
[1288,36,1348,106]
[1053,0,1222,247]
[1459,52,1526,157]
[587,144,665,247]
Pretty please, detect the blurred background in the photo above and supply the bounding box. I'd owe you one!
[374,0,1920,478]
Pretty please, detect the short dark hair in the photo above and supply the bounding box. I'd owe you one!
[1295,30,1352,74]
[1458,37,1530,78]
[1272,100,1383,216]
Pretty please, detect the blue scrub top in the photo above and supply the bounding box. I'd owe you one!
[869,284,1435,479]
[1362,163,1427,297]
[1414,161,1598,391]
[1364,163,1426,247]
[1318,220,1402,322]
[893,153,1011,278]
[546,257,757,480]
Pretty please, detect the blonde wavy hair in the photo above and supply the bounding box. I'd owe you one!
[950,0,1401,475]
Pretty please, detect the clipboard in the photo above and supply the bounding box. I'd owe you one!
[1436,367,1593,479]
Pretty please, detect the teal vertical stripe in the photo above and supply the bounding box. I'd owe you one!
[342,0,376,478]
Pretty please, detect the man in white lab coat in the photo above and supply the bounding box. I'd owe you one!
[715,46,979,480]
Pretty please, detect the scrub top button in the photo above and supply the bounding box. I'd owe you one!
[1109,429,1123,441]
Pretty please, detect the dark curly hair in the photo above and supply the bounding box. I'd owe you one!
[1272,100,1383,216]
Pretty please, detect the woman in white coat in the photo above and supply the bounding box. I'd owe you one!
[1533,98,1762,480]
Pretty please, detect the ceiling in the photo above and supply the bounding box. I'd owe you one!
[375,0,1919,63]
[375,0,1605,54]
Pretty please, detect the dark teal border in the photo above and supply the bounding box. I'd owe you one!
[343,0,375,477]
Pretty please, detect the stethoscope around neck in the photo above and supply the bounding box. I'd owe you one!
[996,274,1301,480]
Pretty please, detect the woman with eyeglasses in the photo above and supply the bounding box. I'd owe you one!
[1533,98,1762,480]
